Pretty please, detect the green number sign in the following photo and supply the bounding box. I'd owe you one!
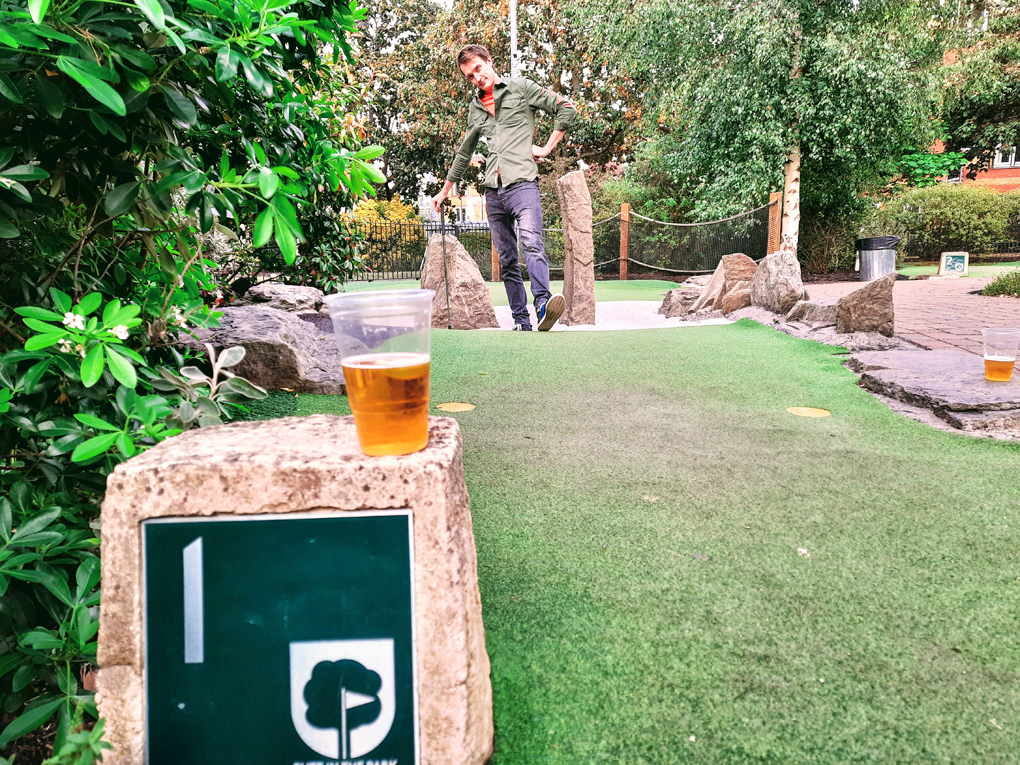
[143,512,419,765]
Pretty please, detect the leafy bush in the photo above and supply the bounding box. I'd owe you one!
[982,269,1020,298]
[863,185,1020,260]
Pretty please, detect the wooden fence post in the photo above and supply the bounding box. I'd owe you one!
[767,191,782,255]
[491,241,500,282]
[619,203,630,280]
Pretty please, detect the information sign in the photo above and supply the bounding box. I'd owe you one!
[143,511,418,765]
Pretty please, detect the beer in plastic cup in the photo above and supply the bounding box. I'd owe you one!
[323,289,435,455]
[981,327,1020,382]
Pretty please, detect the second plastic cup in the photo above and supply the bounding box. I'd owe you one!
[323,289,435,456]
[981,327,1020,382]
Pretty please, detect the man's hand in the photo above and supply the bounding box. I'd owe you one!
[431,189,449,216]
[532,144,551,160]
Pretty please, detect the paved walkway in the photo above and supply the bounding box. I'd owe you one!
[806,277,1020,356]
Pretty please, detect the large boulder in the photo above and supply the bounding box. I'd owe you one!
[658,288,702,318]
[836,271,895,337]
[421,235,499,329]
[750,250,808,314]
[178,306,349,394]
[689,253,757,315]
[243,283,324,313]
[720,283,752,314]
[786,297,839,325]
[556,170,596,325]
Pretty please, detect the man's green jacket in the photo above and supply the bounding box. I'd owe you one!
[446,76,576,189]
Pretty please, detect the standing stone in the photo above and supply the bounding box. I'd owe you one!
[177,306,347,393]
[555,171,596,325]
[721,253,758,284]
[243,283,324,313]
[689,253,757,315]
[750,250,808,314]
[836,271,895,337]
[421,235,499,329]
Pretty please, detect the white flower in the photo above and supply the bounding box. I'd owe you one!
[108,325,129,340]
[75,344,87,359]
[58,338,72,354]
[797,547,810,557]
[169,307,187,327]
[689,736,696,742]
[63,312,85,330]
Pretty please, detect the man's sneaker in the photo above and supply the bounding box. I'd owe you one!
[512,324,532,331]
[537,293,565,331]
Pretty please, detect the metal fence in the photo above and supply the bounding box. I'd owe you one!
[352,201,777,281]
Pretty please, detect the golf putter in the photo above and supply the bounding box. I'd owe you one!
[439,209,452,329]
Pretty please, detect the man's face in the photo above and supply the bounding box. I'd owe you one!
[459,56,497,92]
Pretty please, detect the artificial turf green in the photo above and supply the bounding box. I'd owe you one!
[898,261,1020,278]
[292,321,1020,763]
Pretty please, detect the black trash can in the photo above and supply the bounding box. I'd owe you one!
[856,236,901,281]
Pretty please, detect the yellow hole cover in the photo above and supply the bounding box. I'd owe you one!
[787,407,831,418]
[436,402,476,412]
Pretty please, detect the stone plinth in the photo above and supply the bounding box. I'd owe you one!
[97,415,493,765]
[555,170,596,325]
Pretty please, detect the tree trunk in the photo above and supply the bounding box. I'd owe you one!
[780,141,801,256]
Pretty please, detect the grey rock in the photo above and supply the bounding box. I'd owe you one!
[556,171,596,325]
[244,283,324,313]
[750,250,808,314]
[937,408,1020,432]
[680,275,713,287]
[421,235,499,329]
[859,368,1020,412]
[658,288,702,317]
[836,272,895,337]
[178,306,349,394]
[846,348,976,374]
[786,297,838,325]
[681,308,726,322]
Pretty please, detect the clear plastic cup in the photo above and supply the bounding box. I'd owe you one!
[323,289,435,455]
[981,327,1020,382]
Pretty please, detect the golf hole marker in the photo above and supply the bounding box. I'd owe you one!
[787,407,831,418]
[436,402,475,412]
[98,415,493,765]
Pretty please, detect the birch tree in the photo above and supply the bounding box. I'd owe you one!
[589,0,952,255]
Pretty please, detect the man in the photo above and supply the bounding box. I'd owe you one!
[432,44,576,331]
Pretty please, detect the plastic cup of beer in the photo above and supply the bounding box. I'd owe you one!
[981,327,1020,382]
[323,289,435,456]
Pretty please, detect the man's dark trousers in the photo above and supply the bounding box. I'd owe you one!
[485,179,551,329]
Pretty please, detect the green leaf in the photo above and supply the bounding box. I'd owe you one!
[35,565,72,606]
[215,46,239,81]
[50,288,71,313]
[56,57,126,116]
[105,346,137,388]
[103,298,123,326]
[27,0,52,23]
[0,498,11,542]
[71,432,120,462]
[239,56,273,98]
[133,0,166,30]
[80,344,104,387]
[20,316,62,334]
[11,509,61,542]
[0,218,18,238]
[216,346,245,368]
[15,306,63,322]
[2,165,49,181]
[258,167,279,199]
[12,664,37,693]
[352,145,385,161]
[355,159,387,185]
[76,292,102,316]
[252,206,274,247]
[74,413,120,431]
[1,179,31,203]
[219,376,267,401]
[24,334,63,351]
[0,697,63,749]
[75,557,101,602]
[115,431,136,457]
[275,222,297,265]
[161,86,196,124]
[105,181,141,216]
[0,72,23,104]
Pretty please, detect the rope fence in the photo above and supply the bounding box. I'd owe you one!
[351,200,780,282]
